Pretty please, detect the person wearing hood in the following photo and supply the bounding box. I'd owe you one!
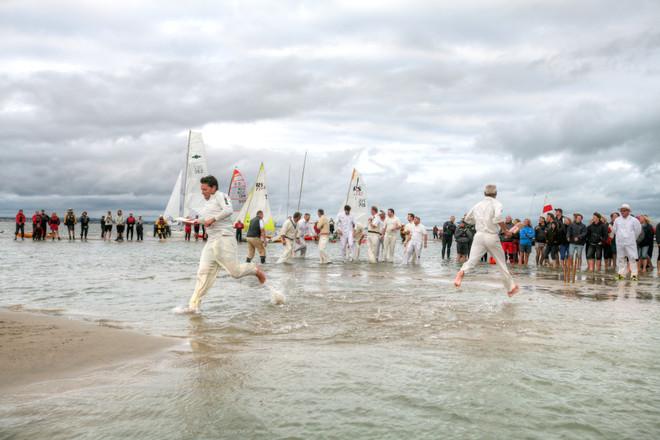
[518,218,536,266]
[79,211,90,241]
[612,203,642,281]
[64,209,77,240]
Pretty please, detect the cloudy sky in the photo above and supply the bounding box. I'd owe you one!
[2,0,659,223]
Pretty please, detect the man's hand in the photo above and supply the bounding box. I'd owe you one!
[204,218,215,227]
[503,230,513,238]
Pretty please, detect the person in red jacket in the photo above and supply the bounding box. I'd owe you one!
[49,212,61,240]
[184,220,192,241]
[234,219,244,242]
[14,209,26,240]
[126,213,136,241]
[32,211,42,241]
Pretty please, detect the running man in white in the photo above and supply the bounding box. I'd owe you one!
[404,216,428,264]
[383,208,402,262]
[612,203,642,281]
[277,212,301,264]
[316,209,330,264]
[337,205,355,261]
[184,176,266,313]
[295,212,313,258]
[366,206,383,263]
[454,184,520,297]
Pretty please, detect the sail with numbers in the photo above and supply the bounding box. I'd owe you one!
[235,163,276,235]
[339,168,369,227]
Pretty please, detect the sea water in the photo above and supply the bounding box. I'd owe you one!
[1,221,660,439]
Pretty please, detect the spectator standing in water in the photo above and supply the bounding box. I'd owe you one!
[442,216,456,259]
[638,215,654,273]
[136,216,144,241]
[613,203,642,281]
[32,211,42,241]
[585,213,607,272]
[518,218,535,266]
[234,219,244,242]
[567,213,587,279]
[609,212,620,271]
[534,216,547,265]
[184,219,192,241]
[14,209,26,240]
[115,209,125,242]
[126,213,136,240]
[454,220,472,263]
[79,211,90,241]
[49,212,61,240]
[40,210,49,240]
[100,215,105,239]
[155,216,168,240]
[104,211,113,241]
[64,209,76,240]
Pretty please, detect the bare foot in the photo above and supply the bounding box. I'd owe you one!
[507,284,520,297]
[255,267,267,284]
[454,270,464,288]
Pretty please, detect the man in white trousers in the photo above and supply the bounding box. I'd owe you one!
[367,206,384,263]
[184,176,266,314]
[295,212,313,258]
[612,203,642,281]
[383,208,402,262]
[277,212,301,264]
[316,209,330,264]
[454,184,520,297]
[337,205,355,261]
[404,216,428,264]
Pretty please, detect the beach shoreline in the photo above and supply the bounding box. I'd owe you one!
[0,309,176,392]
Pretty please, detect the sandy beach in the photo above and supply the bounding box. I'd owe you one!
[0,309,174,391]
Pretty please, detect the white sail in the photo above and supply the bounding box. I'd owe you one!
[340,168,369,227]
[182,131,209,218]
[228,168,248,213]
[235,163,276,235]
[163,170,182,223]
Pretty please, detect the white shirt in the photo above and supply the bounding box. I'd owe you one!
[612,215,642,246]
[337,212,355,233]
[279,217,297,240]
[297,219,312,238]
[384,215,402,235]
[410,223,428,242]
[464,196,504,235]
[200,191,234,239]
[368,215,383,233]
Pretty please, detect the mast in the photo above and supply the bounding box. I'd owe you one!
[344,168,355,207]
[227,167,235,194]
[180,130,191,218]
[296,151,307,212]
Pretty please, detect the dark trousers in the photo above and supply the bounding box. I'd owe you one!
[236,230,242,242]
[81,225,88,240]
[127,225,134,240]
[137,228,143,241]
[41,224,48,239]
[185,231,191,241]
[442,235,453,258]
[15,223,24,239]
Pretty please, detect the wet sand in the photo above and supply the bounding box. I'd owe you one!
[0,309,174,391]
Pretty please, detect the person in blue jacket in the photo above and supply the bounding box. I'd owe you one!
[518,218,535,265]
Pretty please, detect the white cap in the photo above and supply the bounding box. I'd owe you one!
[620,203,631,210]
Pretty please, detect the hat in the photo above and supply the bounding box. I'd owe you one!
[620,203,631,211]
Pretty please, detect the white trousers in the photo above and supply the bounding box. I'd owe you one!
[189,236,257,309]
[277,239,295,264]
[460,232,515,292]
[383,233,398,262]
[340,230,354,259]
[404,240,422,264]
[295,241,307,257]
[367,233,381,263]
[616,241,638,277]
[318,235,329,264]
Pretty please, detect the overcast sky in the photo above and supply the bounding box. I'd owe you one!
[2,0,659,223]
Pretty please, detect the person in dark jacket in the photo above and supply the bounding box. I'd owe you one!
[656,221,660,264]
[567,213,587,280]
[542,215,560,268]
[454,221,473,263]
[638,215,654,273]
[534,216,547,265]
[79,211,90,241]
[136,216,144,241]
[40,210,49,240]
[586,213,608,272]
[442,216,457,259]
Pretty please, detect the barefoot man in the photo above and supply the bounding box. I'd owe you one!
[454,184,520,297]
[182,175,266,313]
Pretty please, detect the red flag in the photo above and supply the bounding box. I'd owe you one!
[543,203,553,213]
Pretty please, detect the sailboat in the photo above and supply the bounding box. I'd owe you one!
[163,130,209,223]
[228,168,248,214]
[235,163,276,235]
[339,168,369,227]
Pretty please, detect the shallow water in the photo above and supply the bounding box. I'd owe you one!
[2,222,660,439]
